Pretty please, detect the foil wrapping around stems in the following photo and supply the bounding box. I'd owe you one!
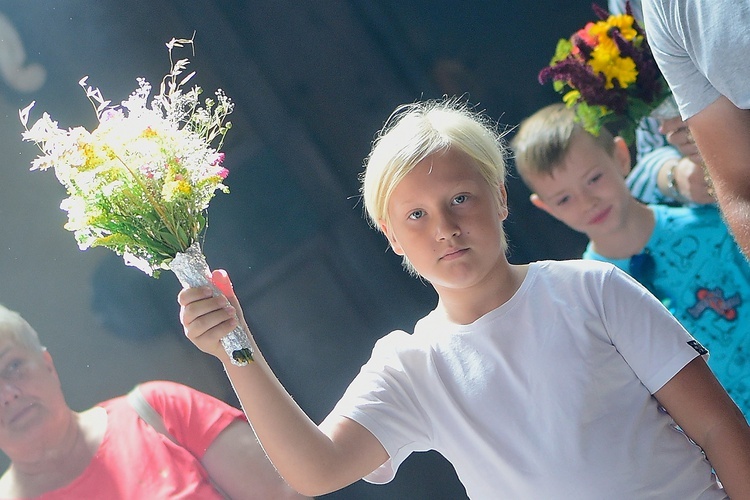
[650,92,680,120]
[169,241,254,366]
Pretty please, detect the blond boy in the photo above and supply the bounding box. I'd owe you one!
[180,99,750,498]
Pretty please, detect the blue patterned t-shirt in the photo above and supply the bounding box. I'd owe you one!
[584,204,750,415]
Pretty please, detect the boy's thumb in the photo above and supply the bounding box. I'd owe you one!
[211,269,236,298]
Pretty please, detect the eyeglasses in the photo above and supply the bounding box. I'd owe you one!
[629,250,672,310]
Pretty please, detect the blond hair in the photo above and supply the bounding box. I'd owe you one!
[360,99,509,273]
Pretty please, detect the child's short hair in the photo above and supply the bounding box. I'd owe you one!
[360,98,509,273]
[361,98,509,228]
[511,103,616,190]
[0,304,45,353]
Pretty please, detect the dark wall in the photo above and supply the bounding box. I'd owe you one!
[0,2,602,498]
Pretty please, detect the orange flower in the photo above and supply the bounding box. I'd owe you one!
[572,22,598,54]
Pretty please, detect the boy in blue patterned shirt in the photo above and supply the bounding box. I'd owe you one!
[512,102,750,416]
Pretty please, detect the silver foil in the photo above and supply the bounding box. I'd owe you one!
[170,241,254,366]
[650,92,680,120]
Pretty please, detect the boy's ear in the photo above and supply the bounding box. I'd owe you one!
[613,136,632,177]
[529,193,552,214]
[497,183,509,220]
[378,220,405,256]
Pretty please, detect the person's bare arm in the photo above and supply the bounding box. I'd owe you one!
[688,95,750,257]
[654,357,750,498]
[179,272,389,497]
[202,419,309,499]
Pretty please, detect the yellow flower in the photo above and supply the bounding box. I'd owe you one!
[162,179,192,201]
[588,20,617,52]
[589,45,637,89]
[563,90,581,106]
[141,126,158,138]
[588,15,639,54]
[78,140,104,170]
[606,14,638,41]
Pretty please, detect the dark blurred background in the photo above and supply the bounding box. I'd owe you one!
[0,2,601,497]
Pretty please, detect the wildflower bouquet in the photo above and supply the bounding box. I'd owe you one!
[538,2,675,144]
[19,37,253,365]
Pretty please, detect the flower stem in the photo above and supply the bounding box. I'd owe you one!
[111,151,189,251]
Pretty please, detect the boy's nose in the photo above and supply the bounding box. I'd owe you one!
[581,189,599,209]
[435,212,461,240]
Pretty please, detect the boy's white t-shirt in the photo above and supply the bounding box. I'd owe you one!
[332,260,724,499]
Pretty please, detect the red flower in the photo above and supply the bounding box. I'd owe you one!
[572,22,598,54]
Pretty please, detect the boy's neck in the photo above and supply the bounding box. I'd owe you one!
[436,262,529,325]
[589,200,655,259]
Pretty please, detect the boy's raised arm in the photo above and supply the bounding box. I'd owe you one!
[178,270,389,497]
[654,356,750,498]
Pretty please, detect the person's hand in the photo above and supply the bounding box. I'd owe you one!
[660,117,703,165]
[672,157,715,205]
[177,269,243,359]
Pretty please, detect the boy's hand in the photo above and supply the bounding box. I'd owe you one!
[177,269,243,360]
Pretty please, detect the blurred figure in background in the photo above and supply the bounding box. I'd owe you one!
[609,0,714,206]
[0,304,306,499]
[642,0,750,257]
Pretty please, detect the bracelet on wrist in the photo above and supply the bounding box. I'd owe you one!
[665,161,686,202]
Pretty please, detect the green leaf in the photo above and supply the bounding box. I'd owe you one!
[551,39,573,64]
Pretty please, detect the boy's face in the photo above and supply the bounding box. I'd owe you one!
[380,148,508,291]
[528,133,632,239]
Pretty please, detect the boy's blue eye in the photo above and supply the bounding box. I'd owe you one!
[408,210,424,220]
[453,194,467,205]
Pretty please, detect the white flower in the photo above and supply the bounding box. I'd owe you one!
[123,252,154,276]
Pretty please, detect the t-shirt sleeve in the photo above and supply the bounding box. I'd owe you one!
[139,380,245,459]
[643,0,750,119]
[329,331,432,484]
[597,265,706,394]
[626,144,680,204]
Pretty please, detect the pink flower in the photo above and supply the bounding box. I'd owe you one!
[139,165,155,178]
[216,167,229,179]
[100,108,123,122]
[210,152,225,166]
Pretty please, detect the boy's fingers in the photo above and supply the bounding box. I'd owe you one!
[177,285,213,305]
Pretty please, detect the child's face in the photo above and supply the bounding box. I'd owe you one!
[528,133,632,239]
[380,148,508,291]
